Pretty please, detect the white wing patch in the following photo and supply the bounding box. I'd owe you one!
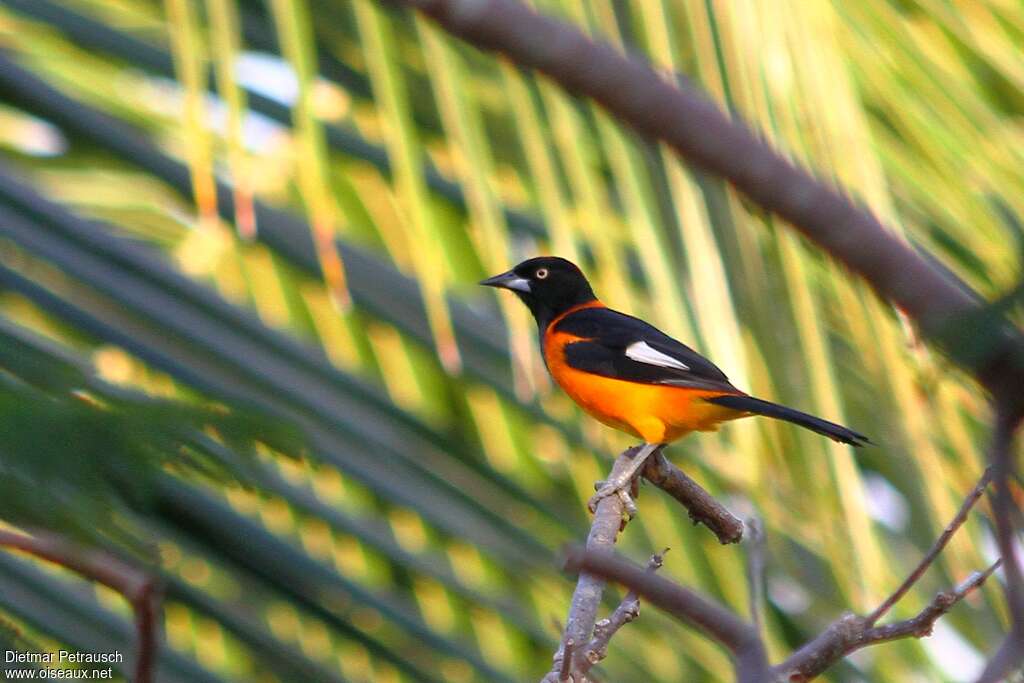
[624,341,690,371]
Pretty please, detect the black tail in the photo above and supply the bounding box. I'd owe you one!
[707,395,871,447]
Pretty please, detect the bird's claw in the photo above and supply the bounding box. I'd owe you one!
[619,489,637,518]
[588,480,638,519]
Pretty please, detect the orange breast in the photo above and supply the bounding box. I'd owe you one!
[543,306,743,444]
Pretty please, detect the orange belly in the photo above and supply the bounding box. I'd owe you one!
[544,325,743,443]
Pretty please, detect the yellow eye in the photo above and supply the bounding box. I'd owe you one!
[536,268,549,279]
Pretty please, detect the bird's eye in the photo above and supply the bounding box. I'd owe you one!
[535,268,549,279]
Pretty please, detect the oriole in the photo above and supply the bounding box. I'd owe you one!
[482,256,868,511]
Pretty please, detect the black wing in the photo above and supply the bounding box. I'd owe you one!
[553,307,736,391]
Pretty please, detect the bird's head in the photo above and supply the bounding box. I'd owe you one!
[480,256,597,329]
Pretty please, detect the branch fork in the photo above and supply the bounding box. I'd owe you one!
[581,549,667,669]
[542,444,742,682]
[564,467,1000,682]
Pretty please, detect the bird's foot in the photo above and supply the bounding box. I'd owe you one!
[587,444,663,522]
[588,477,639,519]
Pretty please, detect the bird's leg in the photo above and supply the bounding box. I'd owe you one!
[589,443,664,518]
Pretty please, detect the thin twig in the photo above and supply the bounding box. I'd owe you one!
[865,466,993,625]
[991,406,1024,617]
[132,579,160,683]
[565,547,770,683]
[642,450,744,544]
[976,405,1024,683]
[745,519,766,636]
[569,466,1001,682]
[544,447,743,681]
[776,467,999,681]
[0,529,160,683]
[558,639,574,682]
[542,448,639,682]
[775,562,1001,682]
[975,633,1024,683]
[577,549,668,675]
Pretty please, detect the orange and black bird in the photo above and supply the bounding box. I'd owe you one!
[482,256,869,511]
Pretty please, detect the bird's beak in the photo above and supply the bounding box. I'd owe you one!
[479,270,531,292]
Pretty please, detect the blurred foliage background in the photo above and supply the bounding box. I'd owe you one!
[0,0,1021,681]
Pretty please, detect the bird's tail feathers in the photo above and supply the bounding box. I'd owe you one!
[707,394,870,447]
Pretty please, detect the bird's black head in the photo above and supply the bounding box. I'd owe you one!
[480,256,596,329]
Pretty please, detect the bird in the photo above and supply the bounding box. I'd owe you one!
[481,256,869,514]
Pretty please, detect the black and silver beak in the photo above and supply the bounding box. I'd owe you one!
[479,270,531,292]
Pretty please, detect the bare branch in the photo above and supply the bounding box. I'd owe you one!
[867,563,1000,644]
[865,466,993,625]
[776,562,1000,682]
[577,549,668,675]
[544,447,744,680]
[542,448,640,682]
[777,467,999,681]
[977,405,1024,683]
[976,633,1024,683]
[132,578,160,683]
[557,639,574,682]
[565,547,770,682]
[543,445,745,681]
[0,529,160,683]
[642,450,744,544]
[745,519,766,635]
[991,408,1024,617]
[571,467,1000,682]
